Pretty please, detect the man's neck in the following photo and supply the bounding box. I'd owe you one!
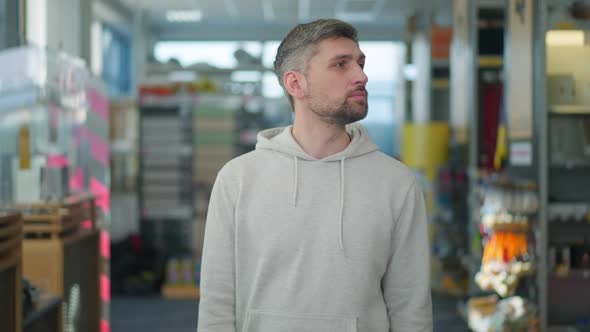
[291,111,351,160]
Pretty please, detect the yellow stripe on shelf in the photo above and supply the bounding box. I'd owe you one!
[432,79,450,89]
[554,22,575,30]
[479,56,503,68]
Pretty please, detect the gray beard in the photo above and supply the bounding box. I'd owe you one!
[309,100,368,126]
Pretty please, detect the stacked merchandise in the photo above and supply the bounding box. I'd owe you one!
[468,172,539,331]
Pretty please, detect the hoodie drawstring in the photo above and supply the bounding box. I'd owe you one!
[291,155,347,256]
[292,156,298,206]
[339,158,346,255]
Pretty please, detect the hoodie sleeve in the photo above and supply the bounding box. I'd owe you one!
[382,180,433,332]
[197,169,237,332]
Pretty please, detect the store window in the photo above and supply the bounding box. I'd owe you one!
[154,41,263,68]
[101,24,132,96]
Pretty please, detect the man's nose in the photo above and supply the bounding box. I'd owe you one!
[354,65,368,85]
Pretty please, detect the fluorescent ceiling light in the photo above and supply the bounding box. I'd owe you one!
[166,10,203,22]
[546,30,585,46]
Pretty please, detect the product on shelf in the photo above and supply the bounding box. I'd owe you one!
[548,203,590,223]
[161,256,201,299]
[467,295,539,332]
[481,213,529,231]
[476,231,534,297]
[475,173,538,297]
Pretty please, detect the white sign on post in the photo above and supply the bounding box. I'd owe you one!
[510,141,533,166]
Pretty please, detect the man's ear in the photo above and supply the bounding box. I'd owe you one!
[283,71,306,100]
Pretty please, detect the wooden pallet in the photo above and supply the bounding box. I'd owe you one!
[0,211,23,269]
[14,194,96,239]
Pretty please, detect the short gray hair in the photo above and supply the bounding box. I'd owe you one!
[274,19,358,109]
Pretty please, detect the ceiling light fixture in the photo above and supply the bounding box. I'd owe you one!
[166,10,203,22]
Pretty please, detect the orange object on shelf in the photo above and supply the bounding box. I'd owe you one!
[482,232,528,264]
[431,26,452,60]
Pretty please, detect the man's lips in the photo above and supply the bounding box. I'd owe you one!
[349,90,367,99]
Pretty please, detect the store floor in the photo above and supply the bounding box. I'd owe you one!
[111,293,468,331]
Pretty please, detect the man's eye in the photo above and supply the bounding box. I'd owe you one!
[335,62,346,68]
[359,62,365,69]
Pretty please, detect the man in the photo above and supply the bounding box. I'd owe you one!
[198,19,432,332]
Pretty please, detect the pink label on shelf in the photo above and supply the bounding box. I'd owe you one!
[87,88,109,121]
[101,319,110,332]
[46,154,69,168]
[101,231,111,258]
[81,220,93,229]
[91,178,110,212]
[101,275,110,302]
[69,167,84,191]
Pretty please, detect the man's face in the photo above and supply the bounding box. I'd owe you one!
[301,37,368,125]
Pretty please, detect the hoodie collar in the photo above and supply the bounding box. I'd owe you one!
[255,123,378,161]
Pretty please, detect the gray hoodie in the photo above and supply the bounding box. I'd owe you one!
[198,123,433,332]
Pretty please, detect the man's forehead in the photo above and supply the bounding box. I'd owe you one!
[316,38,364,57]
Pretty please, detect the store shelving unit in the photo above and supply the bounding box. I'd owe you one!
[452,1,545,330]
[138,86,196,257]
[540,1,590,329]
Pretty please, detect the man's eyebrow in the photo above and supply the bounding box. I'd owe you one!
[329,53,366,61]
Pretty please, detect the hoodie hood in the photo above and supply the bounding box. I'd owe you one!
[255,123,379,161]
[255,123,379,256]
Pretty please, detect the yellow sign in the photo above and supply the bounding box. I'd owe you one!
[18,125,31,170]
